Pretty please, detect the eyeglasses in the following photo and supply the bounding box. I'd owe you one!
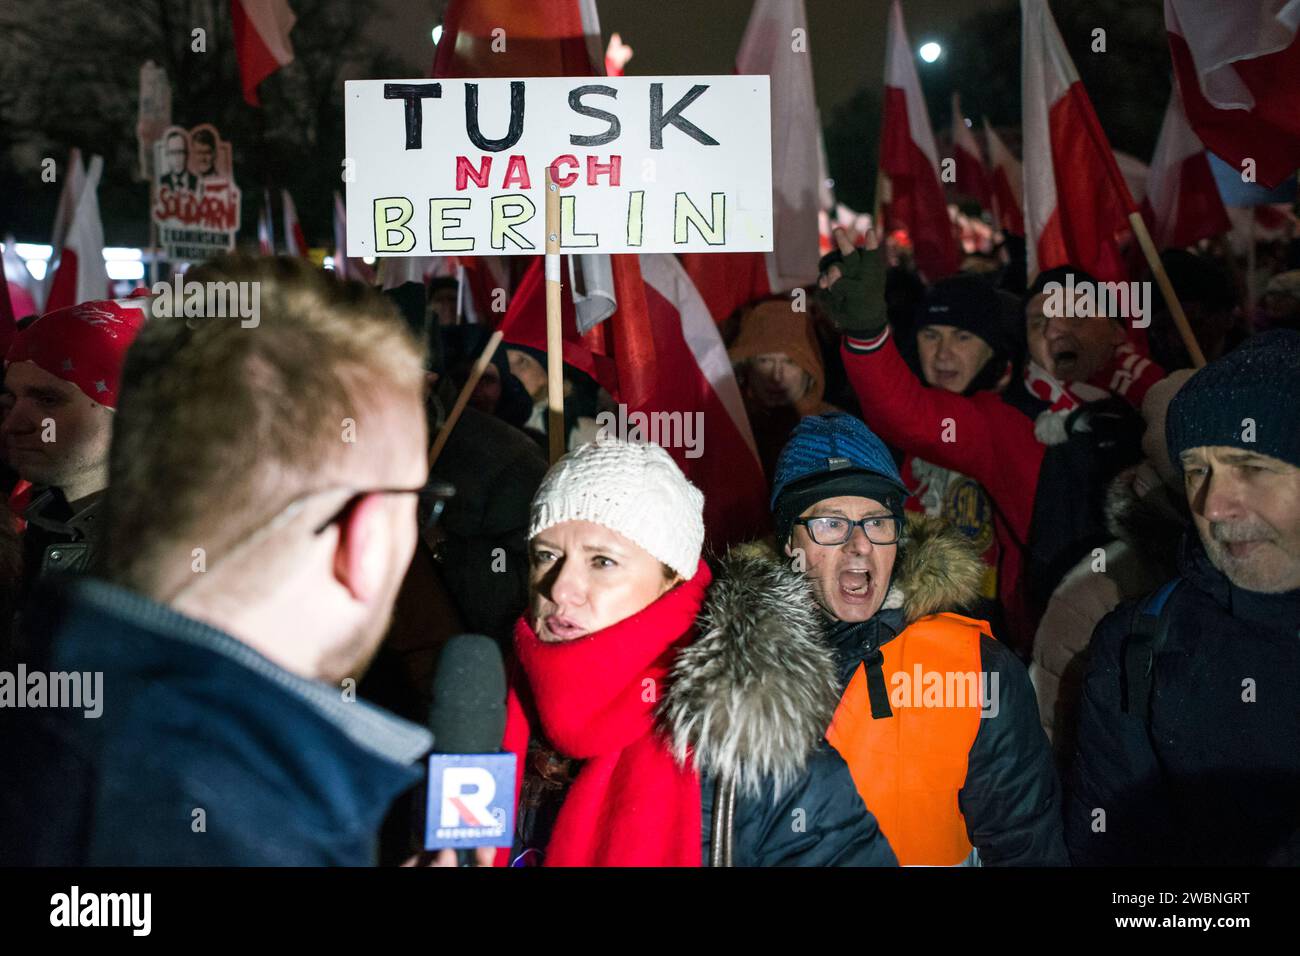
[793,515,901,546]
[311,481,455,535]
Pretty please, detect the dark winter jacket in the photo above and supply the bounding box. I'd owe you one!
[513,554,898,867]
[0,578,432,865]
[1065,535,1300,866]
[815,514,1069,866]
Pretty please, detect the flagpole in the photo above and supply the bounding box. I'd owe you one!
[1126,211,1207,369]
[544,167,565,465]
[427,330,504,470]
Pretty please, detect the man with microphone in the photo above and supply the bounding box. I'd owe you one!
[0,257,448,865]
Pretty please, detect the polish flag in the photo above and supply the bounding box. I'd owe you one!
[683,0,830,321]
[41,149,87,311]
[231,0,297,106]
[332,191,374,283]
[984,120,1025,236]
[950,93,992,209]
[282,189,308,258]
[257,190,275,255]
[880,0,959,280]
[499,253,769,549]
[45,155,109,312]
[1145,81,1232,249]
[432,0,602,77]
[1166,0,1300,189]
[736,0,821,291]
[1021,0,1137,282]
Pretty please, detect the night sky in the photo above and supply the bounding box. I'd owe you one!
[372,0,998,116]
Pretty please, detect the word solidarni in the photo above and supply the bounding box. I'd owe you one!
[50,886,151,936]
[595,406,704,459]
[889,666,1001,718]
[0,665,102,718]
[1041,274,1152,328]
[149,275,260,328]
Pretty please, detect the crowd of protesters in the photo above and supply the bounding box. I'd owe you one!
[0,218,1296,867]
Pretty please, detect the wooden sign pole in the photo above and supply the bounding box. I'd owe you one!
[544,168,565,465]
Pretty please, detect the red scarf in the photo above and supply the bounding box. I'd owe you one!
[498,559,712,867]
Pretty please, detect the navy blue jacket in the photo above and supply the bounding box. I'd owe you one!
[1065,537,1300,865]
[0,579,432,865]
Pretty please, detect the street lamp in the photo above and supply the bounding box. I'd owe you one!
[918,41,942,63]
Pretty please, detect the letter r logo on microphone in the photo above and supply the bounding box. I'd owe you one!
[441,767,498,827]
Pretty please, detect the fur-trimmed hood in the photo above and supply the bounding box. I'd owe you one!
[657,514,984,798]
[658,553,839,799]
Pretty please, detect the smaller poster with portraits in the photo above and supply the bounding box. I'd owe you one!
[152,123,241,262]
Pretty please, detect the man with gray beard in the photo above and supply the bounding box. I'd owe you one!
[1065,330,1300,865]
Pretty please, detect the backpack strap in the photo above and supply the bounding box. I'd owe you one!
[1120,579,1183,718]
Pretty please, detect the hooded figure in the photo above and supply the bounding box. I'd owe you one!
[771,413,1067,866]
[496,439,896,867]
[728,298,839,481]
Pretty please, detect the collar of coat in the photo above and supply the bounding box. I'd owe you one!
[656,513,984,799]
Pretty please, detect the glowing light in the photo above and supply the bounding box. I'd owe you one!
[919,41,942,63]
[432,25,443,45]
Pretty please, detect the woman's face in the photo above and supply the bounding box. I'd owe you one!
[529,520,679,641]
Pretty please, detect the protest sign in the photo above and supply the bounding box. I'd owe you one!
[152,123,241,262]
[344,76,772,257]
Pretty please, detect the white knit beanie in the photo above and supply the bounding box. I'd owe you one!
[528,439,705,578]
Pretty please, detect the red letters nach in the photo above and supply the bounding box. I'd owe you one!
[455,155,624,190]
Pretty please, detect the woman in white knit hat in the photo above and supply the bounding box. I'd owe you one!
[493,438,896,867]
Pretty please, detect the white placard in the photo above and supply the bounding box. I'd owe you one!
[344,76,772,257]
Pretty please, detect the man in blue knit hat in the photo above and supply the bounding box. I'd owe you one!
[1066,330,1300,865]
[771,412,1065,866]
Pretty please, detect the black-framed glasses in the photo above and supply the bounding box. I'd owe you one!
[312,481,455,535]
[793,515,901,546]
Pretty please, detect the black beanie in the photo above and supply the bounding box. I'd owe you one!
[914,274,1013,394]
[1166,330,1300,471]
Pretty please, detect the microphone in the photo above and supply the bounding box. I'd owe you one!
[424,635,515,861]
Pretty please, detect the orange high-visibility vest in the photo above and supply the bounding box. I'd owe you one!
[827,613,990,866]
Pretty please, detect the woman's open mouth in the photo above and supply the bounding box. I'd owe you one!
[543,614,588,640]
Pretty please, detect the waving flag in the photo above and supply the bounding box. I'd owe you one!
[231,0,297,106]
[1146,81,1232,249]
[282,189,307,258]
[45,155,108,312]
[1166,0,1300,189]
[984,120,1025,236]
[880,0,959,280]
[950,93,991,209]
[1021,0,1137,282]
[500,254,768,548]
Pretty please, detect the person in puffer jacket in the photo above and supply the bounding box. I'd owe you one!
[772,412,1068,866]
[495,438,897,867]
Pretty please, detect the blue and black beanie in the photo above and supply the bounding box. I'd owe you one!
[771,413,908,544]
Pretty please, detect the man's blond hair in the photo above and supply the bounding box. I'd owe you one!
[101,255,425,592]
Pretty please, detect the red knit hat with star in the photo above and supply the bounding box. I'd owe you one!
[4,298,147,409]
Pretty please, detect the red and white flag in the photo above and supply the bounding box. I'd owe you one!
[1145,81,1232,249]
[984,119,1025,236]
[331,191,374,283]
[1166,0,1300,189]
[231,0,297,106]
[282,189,308,258]
[257,190,275,255]
[1021,0,1137,282]
[880,0,959,280]
[45,155,108,312]
[500,253,769,549]
[950,93,992,209]
[432,0,602,77]
[736,0,821,291]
